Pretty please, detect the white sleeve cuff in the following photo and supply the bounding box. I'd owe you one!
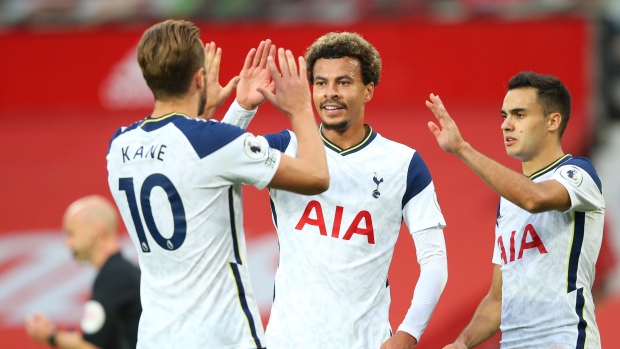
[220,99,258,129]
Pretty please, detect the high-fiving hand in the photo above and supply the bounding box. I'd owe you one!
[258,48,313,118]
[202,41,240,119]
[237,39,276,110]
[426,93,468,155]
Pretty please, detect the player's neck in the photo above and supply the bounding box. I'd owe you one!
[520,143,565,177]
[151,98,198,119]
[321,124,369,150]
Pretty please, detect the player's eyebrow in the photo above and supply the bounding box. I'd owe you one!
[501,107,527,115]
[314,74,354,81]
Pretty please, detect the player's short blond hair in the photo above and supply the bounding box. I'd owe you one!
[305,32,382,87]
[137,19,204,101]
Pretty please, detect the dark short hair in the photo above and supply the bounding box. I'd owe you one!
[508,71,571,138]
[137,20,204,101]
[305,32,381,86]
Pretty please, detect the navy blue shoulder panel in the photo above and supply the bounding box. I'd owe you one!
[402,151,433,209]
[264,130,291,152]
[563,156,602,193]
[107,121,142,155]
[172,118,247,159]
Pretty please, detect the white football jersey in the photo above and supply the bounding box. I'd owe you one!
[492,155,605,349]
[107,113,281,349]
[262,126,446,349]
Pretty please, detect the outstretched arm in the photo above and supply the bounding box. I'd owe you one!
[260,48,329,195]
[26,313,99,349]
[425,94,570,213]
[443,265,502,349]
[381,227,448,349]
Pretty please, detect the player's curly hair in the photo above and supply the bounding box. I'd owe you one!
[305,32,382,86]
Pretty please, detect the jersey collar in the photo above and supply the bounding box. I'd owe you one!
[529,154,572,180]
[319,124,377,156]
[140,113,189,131]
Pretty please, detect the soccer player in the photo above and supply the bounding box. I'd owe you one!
[426,71,605,348]
[223,32,448,349]
[106,20,328,349]
[26,195,141,349]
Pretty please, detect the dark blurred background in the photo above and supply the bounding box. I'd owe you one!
[1,0,619,348]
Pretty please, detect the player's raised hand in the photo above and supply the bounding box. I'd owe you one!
[202,41,240,119]
[236,39,276,110]
[258,48,313,118]
[426,93,468,154]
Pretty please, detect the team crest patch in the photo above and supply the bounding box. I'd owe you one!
[559,165,583,186]
[244,135,266,159]
[81,300,106,334]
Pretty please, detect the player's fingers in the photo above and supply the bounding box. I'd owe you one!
[265,56,281,82]
[206,42,217,69]
[252,41,264,67]
[242,48,257,71]
[257,86,276,105]
[258,39,272,69]
[267,80,276,94]
[285,50,297,76]
[428,121,441,138]
[209,48,223,81]
[298,56,307,78]
[276,48,290,77]
[223,76,240,96]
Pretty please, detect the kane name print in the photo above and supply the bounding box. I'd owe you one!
[122,144,167,163]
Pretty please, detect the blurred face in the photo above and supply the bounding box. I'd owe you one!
[63,214,95,263]
[500,87,549,161]
[312,57,373,131]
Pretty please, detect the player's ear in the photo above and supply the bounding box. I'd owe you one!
[195,67,205,90]
[364,82,374,103]
[547,112,561,133]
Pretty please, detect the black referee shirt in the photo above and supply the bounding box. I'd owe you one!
[82,252,141,349]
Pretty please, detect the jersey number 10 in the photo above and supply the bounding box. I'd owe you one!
[119,174,187,252]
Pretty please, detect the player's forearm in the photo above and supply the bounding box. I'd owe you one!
[454,143,542,212]
[288,108,329,190]
[398,228,447,340]
[454,295,501,348]
[54,331,99,349]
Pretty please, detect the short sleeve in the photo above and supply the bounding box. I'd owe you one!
[551,158,604,212]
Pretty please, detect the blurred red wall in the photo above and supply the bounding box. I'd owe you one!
[1,17,614,348]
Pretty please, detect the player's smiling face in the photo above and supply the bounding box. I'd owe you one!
[500,87,549,162]
[312,57,373,131]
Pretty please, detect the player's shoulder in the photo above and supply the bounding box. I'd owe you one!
[373,131,417,156]
[108,119,144,149]
[556,155,602,192]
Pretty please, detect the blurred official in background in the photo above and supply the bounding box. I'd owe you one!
[26,195,141,349]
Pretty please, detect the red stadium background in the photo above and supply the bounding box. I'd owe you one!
[1,17,618,348]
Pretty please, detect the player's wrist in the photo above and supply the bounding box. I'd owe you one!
[47,331,58,347]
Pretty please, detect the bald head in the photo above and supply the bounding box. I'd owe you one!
[63,195,118,238]
[63,195,120,265]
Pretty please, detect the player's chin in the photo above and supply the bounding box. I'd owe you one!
[321,119,350,131]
